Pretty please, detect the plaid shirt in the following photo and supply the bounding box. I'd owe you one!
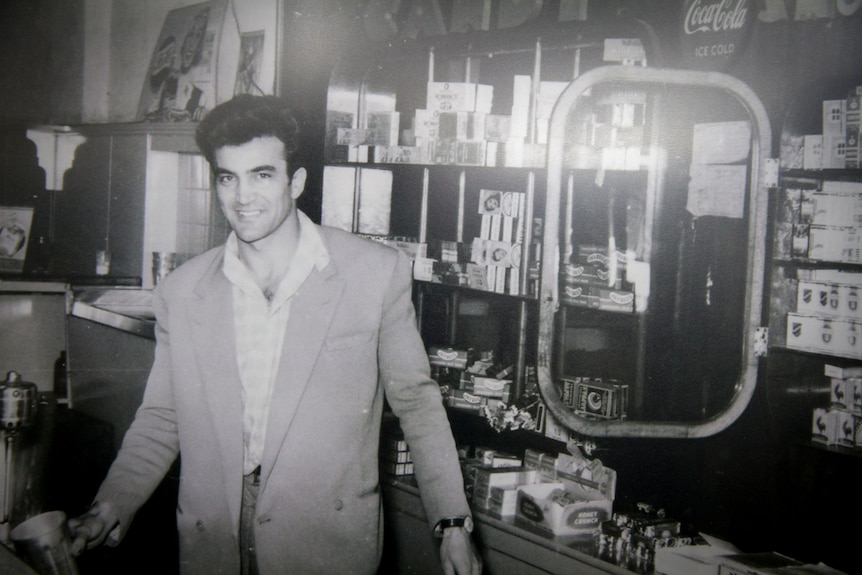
[222,211,331,475]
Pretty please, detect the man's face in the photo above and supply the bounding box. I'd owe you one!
[213,136,305,246]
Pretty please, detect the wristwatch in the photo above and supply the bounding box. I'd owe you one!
[434,515,474,537]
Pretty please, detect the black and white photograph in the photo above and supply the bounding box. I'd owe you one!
[0,1,861,574]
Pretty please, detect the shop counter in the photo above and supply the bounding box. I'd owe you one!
[381,478,631,575]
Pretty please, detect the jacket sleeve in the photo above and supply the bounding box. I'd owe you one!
[92,283,181,542]
[376,250,472,529]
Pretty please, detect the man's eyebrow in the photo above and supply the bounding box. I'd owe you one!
[213,164,277,176]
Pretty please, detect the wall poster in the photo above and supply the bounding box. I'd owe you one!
[0,206,34,273]
[138,0,232,122]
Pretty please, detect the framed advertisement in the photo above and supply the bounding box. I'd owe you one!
[138,0,233,122]
[0,206,35,273]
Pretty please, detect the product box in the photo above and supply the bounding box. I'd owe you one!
[412,257,435,281]
[484,114,511,142]
[473,467,538,491]
[428,239,473,263]
[373,145,428,164]
[796,280,837,317]
[413,109,440,140]
[515,482,613,537]
[786,312,862,358]
[437,111,487,141]
[560,284,598,308]
[835,409,856,448]
[822,134,847,170]
[428,346,471,369]
[555,452,617,500]
[365,111,400,146]
[486,486,521,517]
[464,375,511,399]
[561,262,609,286]
[426,82,493,113]
[572,379,629,420]
[578,245,629,270]
[824,99,846,137]
[803,135,822,170]
[446,389,486,412]
[850,378,862,414]
[471,447,522,468]
[473,486,521,517]
[794,280,862,320]
[811,407,839,445]
[830,377,852,410]
[432,261,470,286]
[433,139,487,166]
[336,127,368,146]
[807,225,862,263]
[807,193,862,227]
[594,286,635,313]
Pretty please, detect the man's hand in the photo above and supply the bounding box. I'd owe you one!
[67,501,121,556]
[439,526,482,575]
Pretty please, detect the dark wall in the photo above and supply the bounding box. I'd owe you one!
[0,0,85,126]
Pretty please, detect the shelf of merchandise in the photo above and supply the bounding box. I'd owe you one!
[322,22,655,411]
[768,168,862,361]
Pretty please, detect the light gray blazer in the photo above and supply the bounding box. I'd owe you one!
[95,224,469,575]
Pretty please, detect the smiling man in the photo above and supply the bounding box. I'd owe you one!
[69,95,481,575]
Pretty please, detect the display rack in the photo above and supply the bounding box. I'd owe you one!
[321,22,654,417]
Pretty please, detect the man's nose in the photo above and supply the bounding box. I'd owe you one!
[235,178,254,203]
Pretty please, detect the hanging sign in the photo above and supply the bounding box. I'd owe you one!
[679,0,755,71]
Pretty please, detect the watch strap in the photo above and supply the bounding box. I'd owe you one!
[434,516,472,537]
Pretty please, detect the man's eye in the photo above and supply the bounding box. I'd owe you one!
[217,175,234,185]
[256,172,272,180]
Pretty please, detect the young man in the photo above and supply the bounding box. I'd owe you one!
[69,95,481,575]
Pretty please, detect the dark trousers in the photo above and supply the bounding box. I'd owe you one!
[240,467,261,575]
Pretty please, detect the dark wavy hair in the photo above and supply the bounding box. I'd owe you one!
[195,95,300,171]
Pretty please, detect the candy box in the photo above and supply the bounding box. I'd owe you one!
[428,346,471,369]
[811,407,839,445]
[515,482,612,537]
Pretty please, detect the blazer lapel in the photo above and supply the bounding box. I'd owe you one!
[259,261,344,486]
[188,257,245,532]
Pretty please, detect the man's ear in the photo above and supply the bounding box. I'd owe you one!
[290,167,307,200]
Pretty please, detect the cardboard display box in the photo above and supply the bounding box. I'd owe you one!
[515,482,613,537]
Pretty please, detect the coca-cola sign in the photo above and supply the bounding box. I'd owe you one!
[680,0,754,70]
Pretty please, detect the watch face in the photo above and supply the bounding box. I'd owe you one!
[463,516,474,533]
